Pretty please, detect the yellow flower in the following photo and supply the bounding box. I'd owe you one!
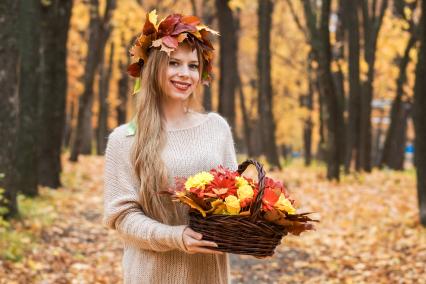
[184,172,214,191]
[235,176,249,188]
[224,195,241,215]
[274,193,296,214]
[237,184,254,200]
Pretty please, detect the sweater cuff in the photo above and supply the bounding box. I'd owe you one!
[171,225,188,252]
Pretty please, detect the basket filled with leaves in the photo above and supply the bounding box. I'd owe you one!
[166,159,317,257]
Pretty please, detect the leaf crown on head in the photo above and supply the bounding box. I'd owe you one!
[127,9,219,94]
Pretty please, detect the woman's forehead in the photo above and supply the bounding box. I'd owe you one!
[170,44,198,61]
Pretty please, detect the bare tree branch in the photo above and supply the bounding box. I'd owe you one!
[285,0,308,38]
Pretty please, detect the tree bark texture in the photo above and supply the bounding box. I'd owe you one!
[216,0,237,132]
[345,0,362,172]
[117,59,129,125]
[97,42,114,155]
[237,75,254,157]
[202,0,215,111]
[304,55,315,166]
[257,0,281,169]
[0,0,19,217]
[333,0,346,167]
[116,35,134,126]
[15,0,42,196]
[38,0,73,188]
[318,0,343,180]
[380,33,417,170]
[413,2,426,226]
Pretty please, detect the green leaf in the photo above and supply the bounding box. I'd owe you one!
[133,78,141,95]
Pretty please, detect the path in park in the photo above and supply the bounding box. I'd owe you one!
[1,155,425,283]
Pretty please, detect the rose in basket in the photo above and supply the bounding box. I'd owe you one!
[164,159,318,257]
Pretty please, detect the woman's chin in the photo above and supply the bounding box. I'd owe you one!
[168,92,191,101]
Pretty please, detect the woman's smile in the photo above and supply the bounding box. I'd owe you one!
[170,80,192,92]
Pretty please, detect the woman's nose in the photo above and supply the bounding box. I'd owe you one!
[177,65,190,77]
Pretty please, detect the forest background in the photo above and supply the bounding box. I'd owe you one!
[1,0,426,282]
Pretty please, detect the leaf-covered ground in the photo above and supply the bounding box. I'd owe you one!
[1,156,425,283]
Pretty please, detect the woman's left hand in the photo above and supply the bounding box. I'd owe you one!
[182,227,223,255]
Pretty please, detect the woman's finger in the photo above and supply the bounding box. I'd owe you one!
[184,238,217,249]
[192,239,218,248]
[184,228,203,240]
[191,247,223,255]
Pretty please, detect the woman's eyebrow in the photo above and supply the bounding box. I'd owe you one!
[170,57,199,63]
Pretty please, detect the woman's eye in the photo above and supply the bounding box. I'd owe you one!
[189,64,199,69]
[169,61,179,66]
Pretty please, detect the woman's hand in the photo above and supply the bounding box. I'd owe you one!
[182,227,223,255]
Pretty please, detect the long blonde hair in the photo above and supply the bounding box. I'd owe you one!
[130,41,204,224]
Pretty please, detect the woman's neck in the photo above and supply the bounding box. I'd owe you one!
[162,100,191,128]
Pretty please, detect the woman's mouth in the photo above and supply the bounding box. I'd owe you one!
[171,80,191,91]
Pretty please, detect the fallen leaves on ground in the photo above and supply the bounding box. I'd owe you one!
[1,157,425,283]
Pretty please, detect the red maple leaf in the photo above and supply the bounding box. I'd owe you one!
[157,14,181,37]
[261,180,281,211]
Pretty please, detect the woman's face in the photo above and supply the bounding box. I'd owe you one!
[163,44,200,102]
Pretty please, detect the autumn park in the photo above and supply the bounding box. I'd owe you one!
[1,0,426,283]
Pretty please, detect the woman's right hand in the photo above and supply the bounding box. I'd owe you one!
[182,227,223,255]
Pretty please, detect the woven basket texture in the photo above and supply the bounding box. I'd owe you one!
[189,159,287,257]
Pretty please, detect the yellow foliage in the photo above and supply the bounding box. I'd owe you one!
[65,0,420,154]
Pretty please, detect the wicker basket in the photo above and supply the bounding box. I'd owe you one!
[189,159,287,257]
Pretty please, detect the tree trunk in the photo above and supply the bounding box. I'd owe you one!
[63,100,74,148]
[333,67,346,166]
[0,0,19,217]
[316,74,327,162]
[257,0,281,169]
[413,1,426,226]
[301,0,339,170]
[345,0,362,172]
[359,0,388,172]
[317,0,343,180]
[380,33,417,170]
[372,107,385,166]
[304,58,315,166]
[201,0,214,111]
[237,76,253,157]
[388,102,410,169]
[15,0,41,196]
[116,35,133,126]
[38,0,73,189]
[333,0,346,167]
[69,0,116,161]
[215,0,237,131]
[117,58,129,125]
[97,42,114,155]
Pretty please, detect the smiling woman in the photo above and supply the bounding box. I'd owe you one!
[163,43,202,119]
[103,10,238,284]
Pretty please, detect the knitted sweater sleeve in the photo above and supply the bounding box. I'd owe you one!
[103,130,188,252]
[222,123,239,171]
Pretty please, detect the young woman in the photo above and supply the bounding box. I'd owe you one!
[103,11,238,284]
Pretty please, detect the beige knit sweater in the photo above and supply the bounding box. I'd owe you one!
[103,112,238,284]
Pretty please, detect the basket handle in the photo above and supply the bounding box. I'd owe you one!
[236,159,266,222]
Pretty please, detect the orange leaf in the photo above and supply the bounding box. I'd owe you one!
[178,196,207,217]
[181,15,201,25]
[143,12,157,35]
